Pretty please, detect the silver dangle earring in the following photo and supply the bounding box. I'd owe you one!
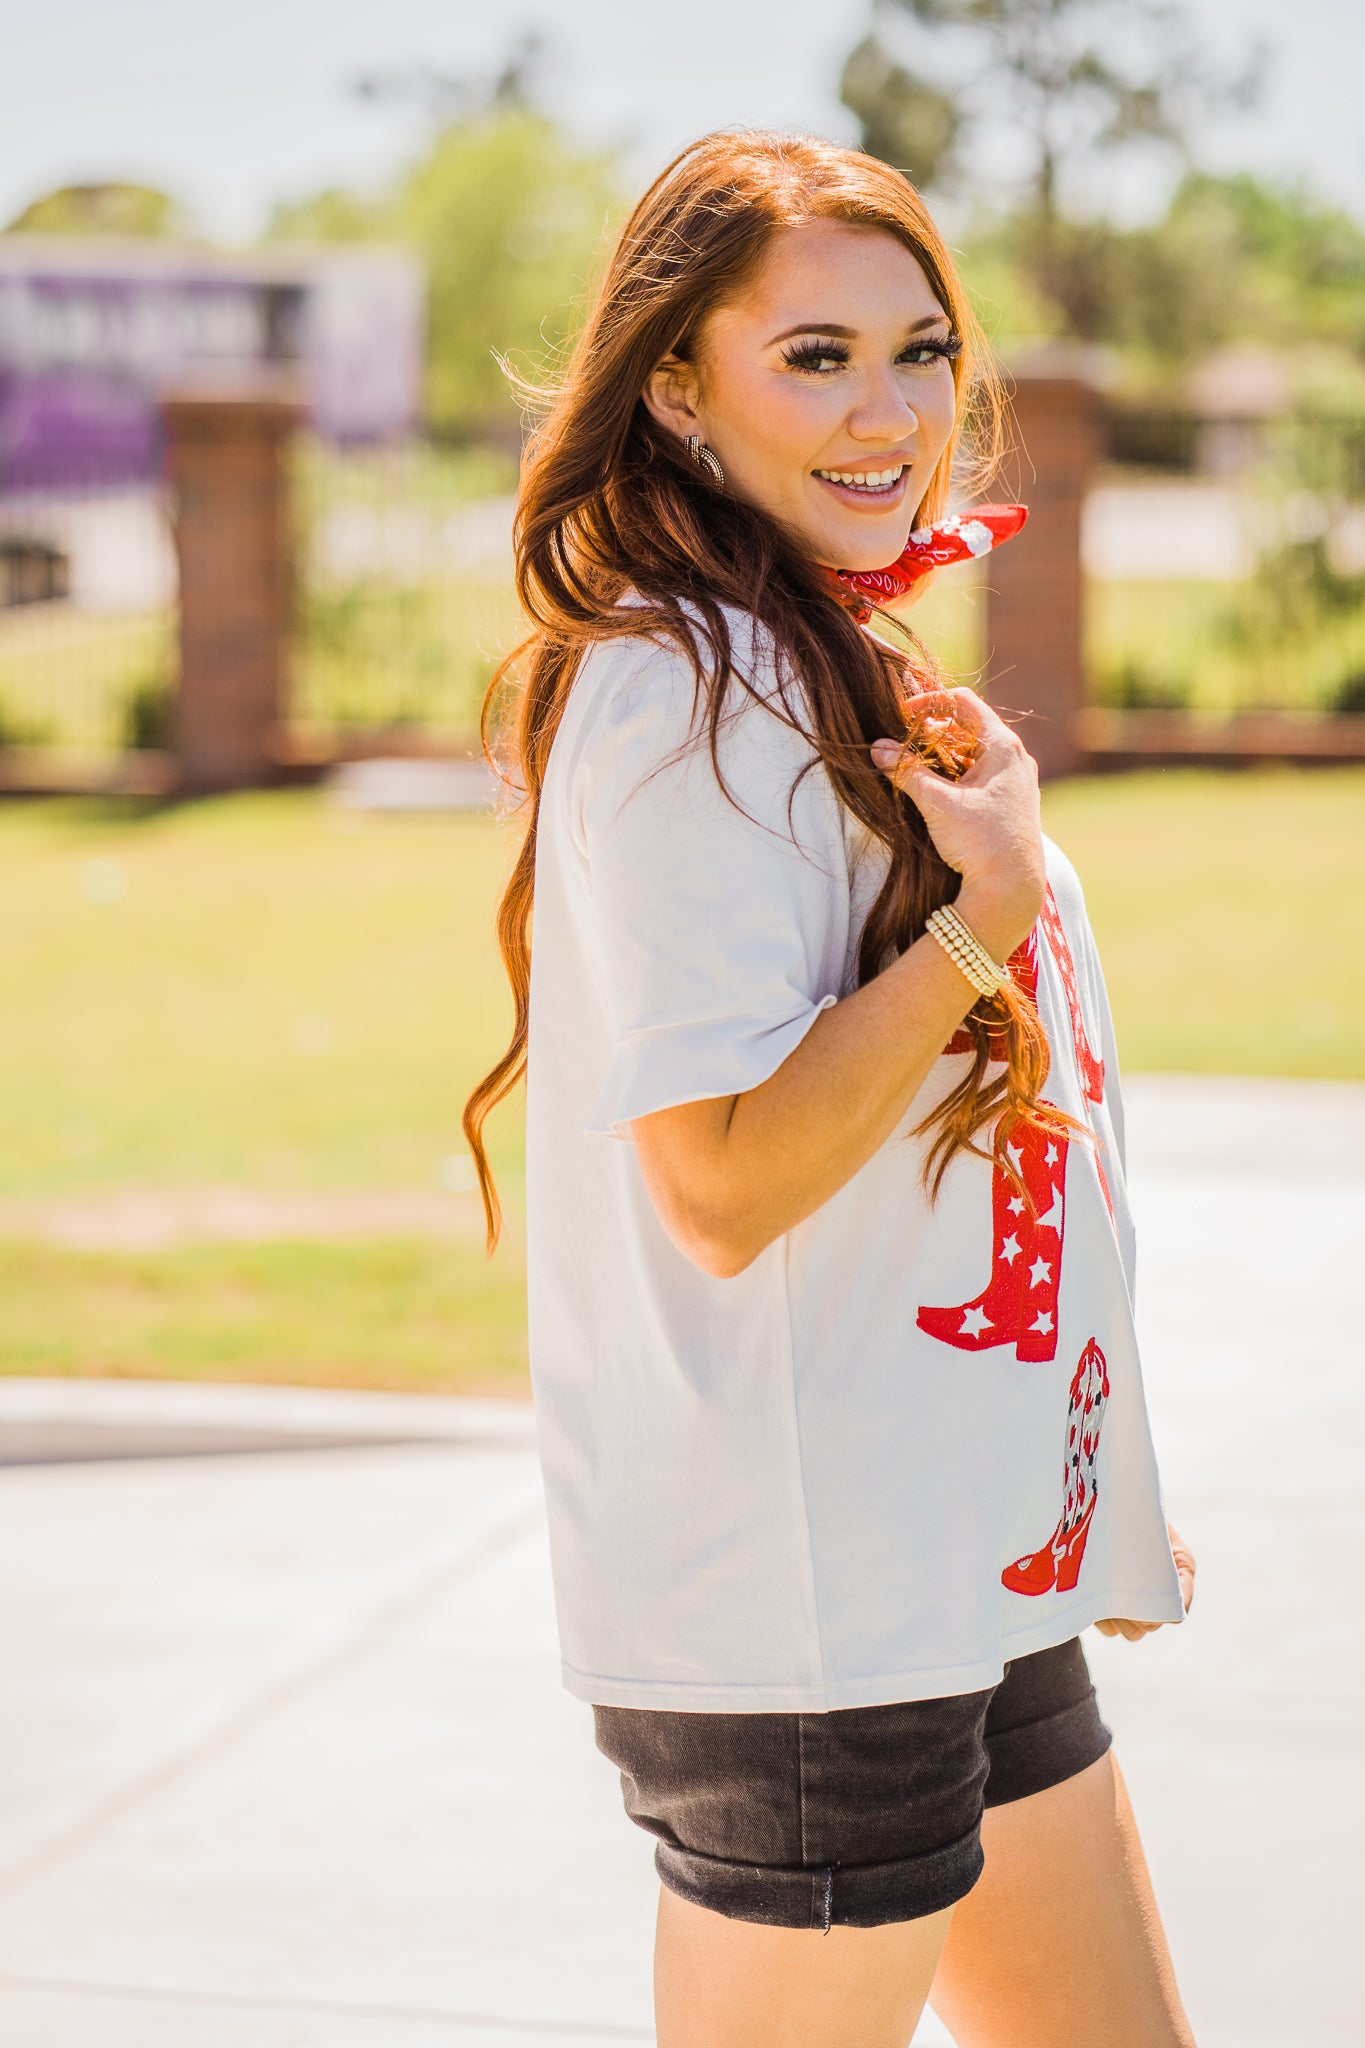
[685,434,725,488]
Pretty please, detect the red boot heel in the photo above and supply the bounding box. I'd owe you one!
[1001,1338,1109,1598]
[1053,1496,1096,1591]
[1001,1496,1096,1597]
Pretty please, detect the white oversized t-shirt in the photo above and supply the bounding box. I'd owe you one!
[525,606,1183,1712]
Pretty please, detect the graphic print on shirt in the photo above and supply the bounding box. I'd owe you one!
[1037,885,1119,1229]
[1001,1335,1110,1596]
[919,884,1114,1360]
[1037,885,1104,1105]
[916,1120,1068,1362]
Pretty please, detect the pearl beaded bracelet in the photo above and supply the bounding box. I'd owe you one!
[924,904,1011,999]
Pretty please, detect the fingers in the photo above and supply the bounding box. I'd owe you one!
[1166,1519,1197,1614]
[1094,1617,1161,1642]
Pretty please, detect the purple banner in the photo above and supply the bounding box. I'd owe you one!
[0,249,424,495]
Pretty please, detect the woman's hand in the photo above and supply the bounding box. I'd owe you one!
[870,687,1046,963]
[1094,1522,1196,1641]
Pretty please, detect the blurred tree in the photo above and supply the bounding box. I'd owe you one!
[267,42,620,442]
[960,170,1365,377]
[841,0,1258,222]
[5,182,190,236]
[840,31,961,189]
[267,188,377,243]
[388,109,620,440]
[1167,175,1365,359]
[835,2,1365,381]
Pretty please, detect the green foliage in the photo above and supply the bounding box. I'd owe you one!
[290,436,523,735]
[268,109,622,440]
[0,611,175,756]
[4,182,189,237]
[0,695,52,751]
[958,170,1365,373]
[1087,563,1365,717]
[293,576,523,736]
[267,187,377,242]
[123,675,176,752]
[1161,174,1365,360]
[839,1,1358,369]
[396,110,620,437]
[842,0,1253,220]
[840,32,960,187]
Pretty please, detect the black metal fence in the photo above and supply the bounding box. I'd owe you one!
[2,411,1364,776]
[1085,411,1365,717]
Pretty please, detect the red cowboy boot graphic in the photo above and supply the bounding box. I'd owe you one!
[917,1116,1067,1363]
[1038,886,1104,1105]
[1002,1336,1110,1595]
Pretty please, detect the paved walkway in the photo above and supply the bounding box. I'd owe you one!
[0,1076,1360,2046]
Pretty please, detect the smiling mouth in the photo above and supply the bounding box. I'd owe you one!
[812,465,908,501]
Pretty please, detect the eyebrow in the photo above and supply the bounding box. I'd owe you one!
[765,312,953,346]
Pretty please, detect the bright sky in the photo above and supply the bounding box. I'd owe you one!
[5,0,1365,238]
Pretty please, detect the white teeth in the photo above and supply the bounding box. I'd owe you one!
[816,466,904,489]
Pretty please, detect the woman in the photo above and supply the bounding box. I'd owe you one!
[465,130,1197,2048]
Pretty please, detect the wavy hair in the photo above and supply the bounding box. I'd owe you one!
[465,129,1077,1252]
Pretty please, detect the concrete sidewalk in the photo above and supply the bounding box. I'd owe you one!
[0,1075,1360,2046]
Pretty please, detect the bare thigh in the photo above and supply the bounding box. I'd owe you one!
[653,1884,953,2048]
[928,1750,1196,2048]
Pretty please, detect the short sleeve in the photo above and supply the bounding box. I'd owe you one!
[576,636,851,1140]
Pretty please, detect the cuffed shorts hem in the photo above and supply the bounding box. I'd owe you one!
[595,1637,1112,1929]
[982,1691,1112,1809]
[654,1825,985,1931]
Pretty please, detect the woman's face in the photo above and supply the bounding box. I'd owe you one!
[645,219,961,572]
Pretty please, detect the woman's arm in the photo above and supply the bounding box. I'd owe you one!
[630,691,1046,1278]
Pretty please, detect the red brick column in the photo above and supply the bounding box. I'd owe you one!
[983,368,1103,781]
[164,393,301,793]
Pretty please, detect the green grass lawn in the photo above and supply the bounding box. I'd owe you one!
[0,1235,528,1395]
[0,791,522,1198]
[3,767,1362,1392]
[1043,765,1365,1075]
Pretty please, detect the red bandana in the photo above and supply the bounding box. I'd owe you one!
[828,503,1029,622]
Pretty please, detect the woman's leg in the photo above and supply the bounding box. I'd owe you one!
[927,1750,1196,2048]
[653,1886,954,2048]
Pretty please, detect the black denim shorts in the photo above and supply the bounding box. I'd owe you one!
[592,1637,1110,1930]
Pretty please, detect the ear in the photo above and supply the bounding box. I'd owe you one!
[642,354,704,444]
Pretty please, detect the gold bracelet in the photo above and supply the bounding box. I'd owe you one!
[924,904,1011,999]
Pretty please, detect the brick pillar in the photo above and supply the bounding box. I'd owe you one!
[983,365,1103,781]
[164,393,300,792]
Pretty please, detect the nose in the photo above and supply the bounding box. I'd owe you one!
[847,365,919,443]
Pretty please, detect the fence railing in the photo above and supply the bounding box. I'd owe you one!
[0,482,176,758]
[288,438,520,752]
[2,408,1364,783]
[1084,411,1365,719]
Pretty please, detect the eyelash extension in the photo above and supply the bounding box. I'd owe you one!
[780,334,963,373]
[908,334,963,365]
[781,338,853,370]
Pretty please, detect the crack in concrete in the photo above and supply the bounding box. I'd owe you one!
[0,1489,545,1902]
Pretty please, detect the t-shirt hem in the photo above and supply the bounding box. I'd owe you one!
[562,1587,1186,1712]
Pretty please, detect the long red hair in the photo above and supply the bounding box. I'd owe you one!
[465,130,1073,1252]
